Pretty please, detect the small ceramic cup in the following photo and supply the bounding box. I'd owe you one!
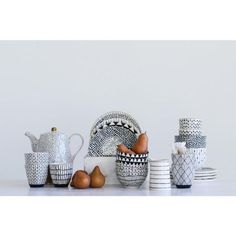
[171,153,196,188]
[24,152,49,187]
[49,163,73,187]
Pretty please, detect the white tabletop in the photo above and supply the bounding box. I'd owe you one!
[0,180,235,196]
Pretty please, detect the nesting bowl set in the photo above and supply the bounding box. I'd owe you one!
[171,118,208,188]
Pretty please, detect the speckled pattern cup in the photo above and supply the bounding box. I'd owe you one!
[24,152,49,187]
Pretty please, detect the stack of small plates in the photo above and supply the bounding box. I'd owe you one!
[149,159,171,190]
[170,167,218,182]
[194,167,218,182]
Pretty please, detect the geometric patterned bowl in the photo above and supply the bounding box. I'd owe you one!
[174,135,206,149]
[25,164,48,187]
[171,153,196,188]
[116,151,148,188]
[49,163,73,187]
[179,118,202,130]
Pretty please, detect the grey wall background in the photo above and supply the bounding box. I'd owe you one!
[0,41,235,181]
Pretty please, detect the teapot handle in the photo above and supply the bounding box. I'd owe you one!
[69,133,84,162]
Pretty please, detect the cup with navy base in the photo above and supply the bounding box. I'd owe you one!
[24,152,49,187]
[171,153,196,188]
[50,163,73,187]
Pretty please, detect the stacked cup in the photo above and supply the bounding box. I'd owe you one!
[149,159,171,190]
[25,152,49,187]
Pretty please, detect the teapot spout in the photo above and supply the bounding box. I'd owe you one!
[25,132,38,151]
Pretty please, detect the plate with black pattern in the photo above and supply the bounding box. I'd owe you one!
[90,111,141,138]
[88,126,139,156]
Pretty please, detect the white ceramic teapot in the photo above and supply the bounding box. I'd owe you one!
[25,127,84,164]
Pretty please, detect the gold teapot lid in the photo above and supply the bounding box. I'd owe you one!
[51,127,57,132]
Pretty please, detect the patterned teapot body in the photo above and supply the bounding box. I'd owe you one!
[25,127,84,164]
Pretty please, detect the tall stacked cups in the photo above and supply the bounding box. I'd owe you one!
[174,118,207,169]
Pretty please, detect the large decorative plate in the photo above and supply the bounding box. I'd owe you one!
[88,126,139,156]
[90,111,142,138]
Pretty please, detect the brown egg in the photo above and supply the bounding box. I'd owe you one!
[70,170,90,189]
[132,132,148,154]
[90,166,105,188]
[117,144,136,154]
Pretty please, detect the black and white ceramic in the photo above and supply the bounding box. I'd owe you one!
[116,151,148,188]
[24,152,49,187]
[116,151,148,163]
[171,153,196,188]
[25,128,84,164]
[179,129,202,136]
[179,118,202,130]
[174,135,206,148]
[194,167,218,181]
[179,118,202,136]
[25,152,49,166]
[186,148,207,169]
[90,111,142,138]
[149,159,171,190]
[50,163,73,187]
[88,126,139,157]
[88,111,141,157]
[195,167,218,175]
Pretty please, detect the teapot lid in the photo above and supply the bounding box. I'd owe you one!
[51,127,57,132]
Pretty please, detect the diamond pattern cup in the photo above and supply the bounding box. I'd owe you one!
[171,153,196,188]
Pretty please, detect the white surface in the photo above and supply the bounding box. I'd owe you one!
[0,41,236,181]
[0,180,235,196]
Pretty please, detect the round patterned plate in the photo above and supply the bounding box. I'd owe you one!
[90,111,142,138]
[88,126,138,156]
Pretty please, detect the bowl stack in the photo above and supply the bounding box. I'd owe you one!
[149,159,171,190]
[175,118,207,169]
